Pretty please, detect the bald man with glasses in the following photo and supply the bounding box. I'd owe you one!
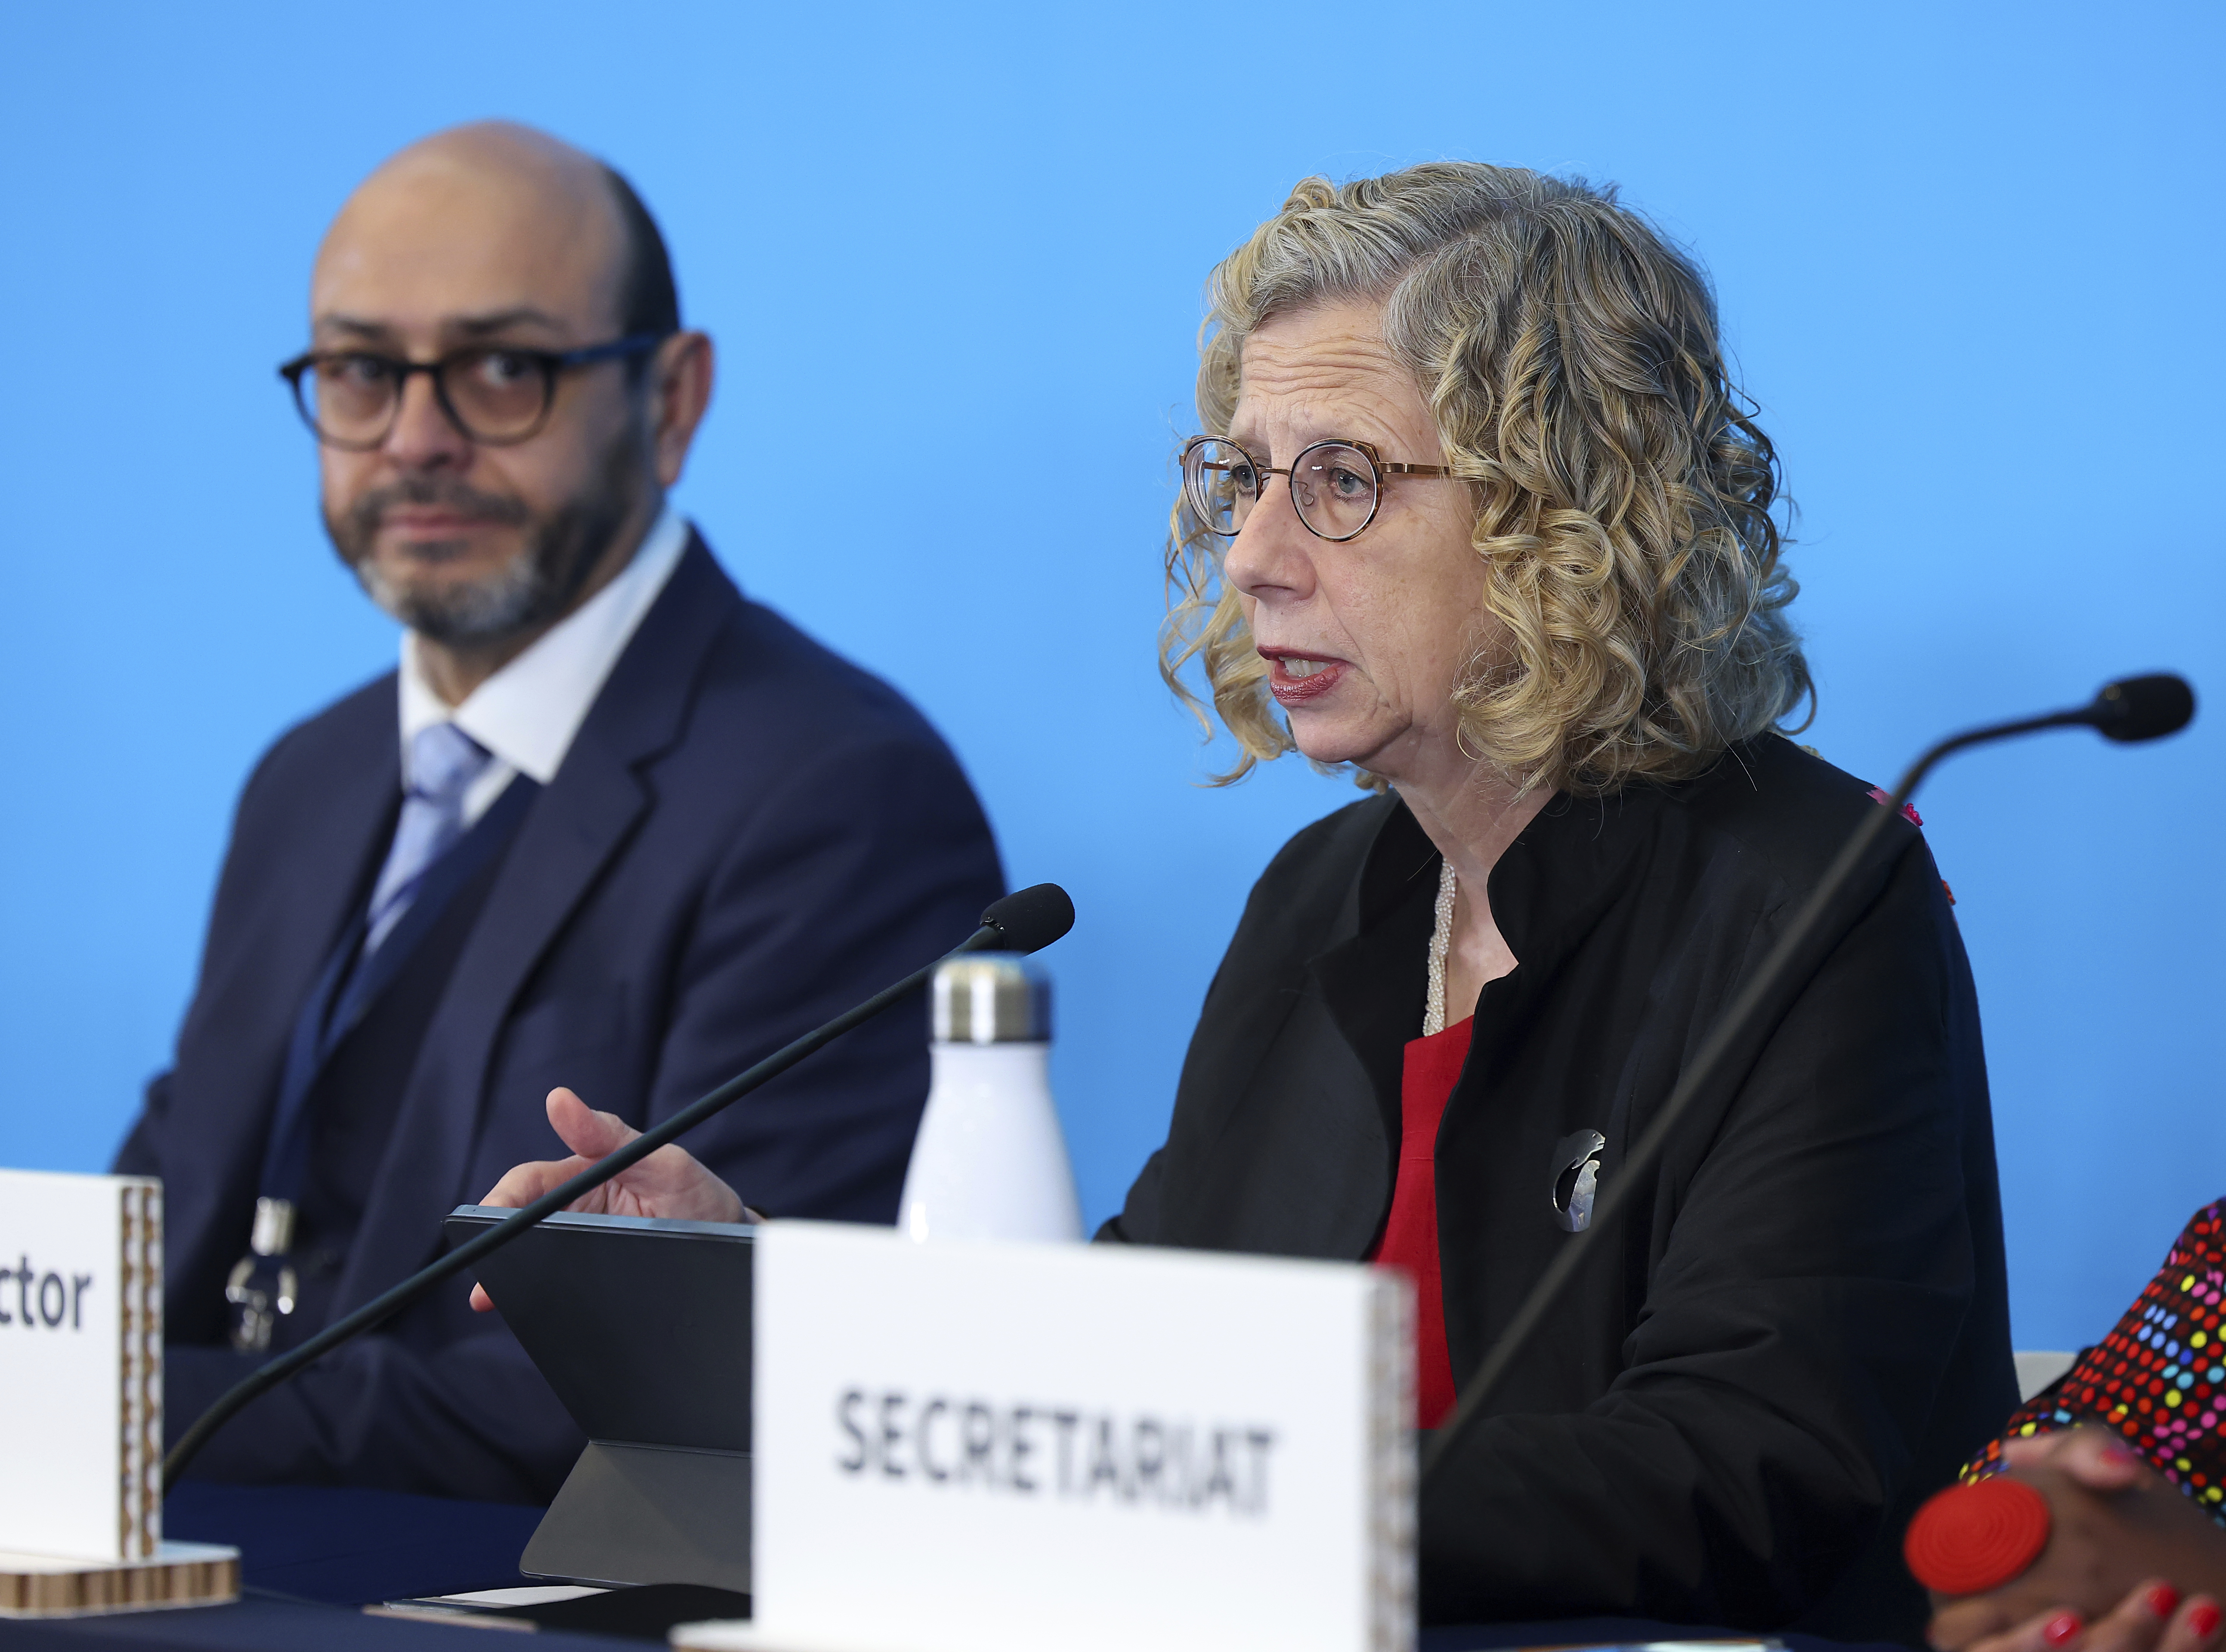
[116,121,1003,1502]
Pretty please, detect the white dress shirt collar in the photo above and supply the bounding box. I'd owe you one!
[398,507,691,812]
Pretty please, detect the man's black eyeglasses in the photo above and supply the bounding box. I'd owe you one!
[278,334,668,450]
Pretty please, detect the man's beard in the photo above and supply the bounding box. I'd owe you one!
[328,433,642,647]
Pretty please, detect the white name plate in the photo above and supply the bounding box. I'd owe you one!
[0,1170,163,1561]
[746,1222,1413,1652]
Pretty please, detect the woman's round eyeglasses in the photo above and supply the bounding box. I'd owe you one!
[1181,435,1455,543]
[278,334,667,451]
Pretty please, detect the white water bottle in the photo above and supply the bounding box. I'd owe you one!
[898,953,1081,1243]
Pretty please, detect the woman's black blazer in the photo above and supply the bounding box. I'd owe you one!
[1104,733,2017,1644]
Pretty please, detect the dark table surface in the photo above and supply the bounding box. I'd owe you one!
[0,1482,1903,1651]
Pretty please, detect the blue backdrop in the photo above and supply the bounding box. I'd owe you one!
[1,1,2217,1351]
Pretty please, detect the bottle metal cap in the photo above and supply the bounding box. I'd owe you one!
[933,954,1052,1044]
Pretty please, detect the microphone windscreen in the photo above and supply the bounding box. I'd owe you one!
[980,884,1076,954]
[2090,674,2196,743]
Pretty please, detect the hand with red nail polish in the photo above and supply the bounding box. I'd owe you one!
[2002,1427,2158,1495]
[1931,1585,2221,1652]
[1926,1441,2226,1652]
[1926,1431,2226,1650]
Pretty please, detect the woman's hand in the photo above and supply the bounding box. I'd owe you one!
[2002,1427,2161,1491]
[467,1086,753,1312]
[1929,1428,2226,1652]
[1930,1581,2221,1652]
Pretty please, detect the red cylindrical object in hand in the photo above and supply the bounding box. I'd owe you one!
[1905,1476,2054,1596]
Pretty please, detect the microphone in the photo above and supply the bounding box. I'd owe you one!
[973,881,1076,956]
[1419,676,2195,1486]
[162,884,1076,1485]
[2086,673,2195,742]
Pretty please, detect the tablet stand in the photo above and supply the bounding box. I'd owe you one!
[444,1207,756,1595]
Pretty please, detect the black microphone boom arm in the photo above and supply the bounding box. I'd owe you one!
[161,883,1076,1487]
[1418,676,2194,1486]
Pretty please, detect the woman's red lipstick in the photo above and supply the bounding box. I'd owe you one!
[1260,648,1347,705]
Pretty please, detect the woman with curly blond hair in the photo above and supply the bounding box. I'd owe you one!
[1102,162,2014,1640]
[484,162,2015,1641]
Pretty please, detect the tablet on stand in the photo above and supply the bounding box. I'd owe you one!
[443,1205,755,1595]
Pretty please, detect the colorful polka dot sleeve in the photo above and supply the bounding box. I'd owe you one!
[1965,1200,2226,1527]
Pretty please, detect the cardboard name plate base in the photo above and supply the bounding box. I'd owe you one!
[0,1541,241,1618]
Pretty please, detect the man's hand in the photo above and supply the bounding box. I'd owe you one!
[468,1087,753,1312]
[1929,1427,2226,1652]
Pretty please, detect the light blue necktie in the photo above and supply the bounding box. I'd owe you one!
[364,723,494,955]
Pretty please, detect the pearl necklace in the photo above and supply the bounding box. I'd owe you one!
[1423,857,1457,1037]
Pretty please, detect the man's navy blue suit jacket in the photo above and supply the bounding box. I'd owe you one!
[116,535,1005,1502]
